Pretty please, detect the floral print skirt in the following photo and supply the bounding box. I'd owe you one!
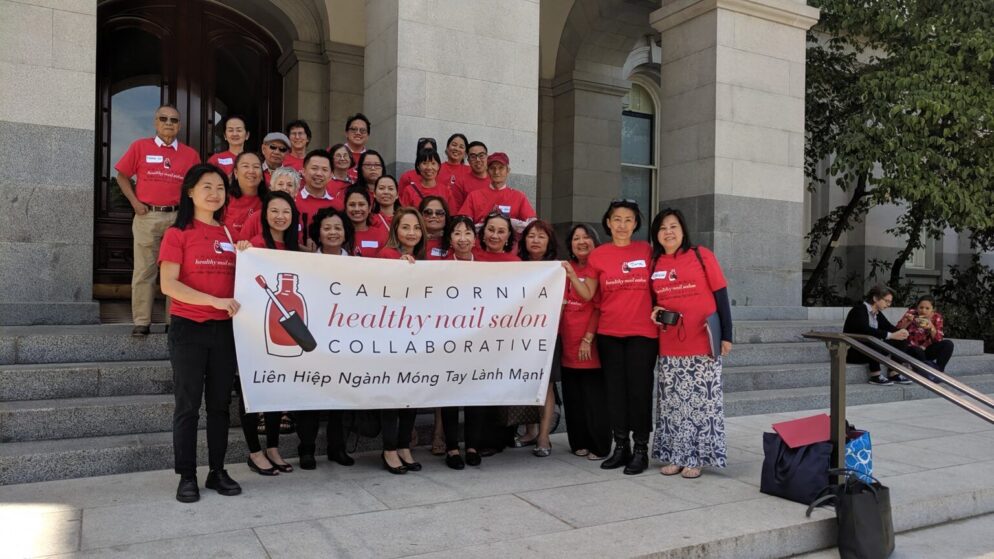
[651,355,727,468]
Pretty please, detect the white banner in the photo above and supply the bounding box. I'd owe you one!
[232,248,565,412]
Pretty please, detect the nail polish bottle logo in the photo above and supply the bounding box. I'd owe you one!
[264,273,307,357]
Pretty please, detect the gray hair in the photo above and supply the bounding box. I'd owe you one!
[270,166,301,190]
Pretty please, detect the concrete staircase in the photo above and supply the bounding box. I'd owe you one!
[2,320,993,485]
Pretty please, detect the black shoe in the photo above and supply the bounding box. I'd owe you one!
[867,374,894,386]
[205,469,241,496]
[601,440,631,470]
[382,453,407,475]
[299,453,316,470]
[478,448,497,457]
[131,325,150,337]
[890,373,913,385]
[465,451,482,467]
[924,372,943,383]
[399,456,422,472]
[623,448,649,475]
[445,453,465,470]
[176,476,199,503]
[328,448,355,466]
[247,457,279,476]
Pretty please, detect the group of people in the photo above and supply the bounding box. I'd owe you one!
[116,105,735,504]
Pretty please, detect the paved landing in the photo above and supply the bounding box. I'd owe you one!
[3,397,993,558]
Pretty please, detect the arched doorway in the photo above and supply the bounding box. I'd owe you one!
[94,0,283,291]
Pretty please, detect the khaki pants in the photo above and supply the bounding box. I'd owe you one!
[132,210,176,325]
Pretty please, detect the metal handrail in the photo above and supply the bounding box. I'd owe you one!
[802,331,994,475]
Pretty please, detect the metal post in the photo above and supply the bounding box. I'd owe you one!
[827,340,848,480]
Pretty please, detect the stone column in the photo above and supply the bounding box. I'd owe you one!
[651,0,819,307]
[279,42,330,147]
[0,0,99,325]
[363,0,539,199]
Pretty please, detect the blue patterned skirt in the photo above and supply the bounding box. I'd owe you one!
[651,355,727,468]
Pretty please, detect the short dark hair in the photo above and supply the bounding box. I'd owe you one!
[517,220,558,261]
[173,164,228,230]
[566,223,601,262]
[915,294,936,307]
[342,185,372,226]
[309,207,354,255]
[415,148,442,176]
[355,150,385,190]
[285,119,312,140]
[222,114,247,130]
[445,133,469,162]
[467,141,488,153]
[303,149,332,168]
[371,174,401,214]
[327,143,354,169]
[649,207,693,261]
[865,284,896,304]
[345,113,371,134]
[261,191,300,251]
[228,151,268,200]
[600,199,643,237]
[443,215,476,253]
[479,212,516,253]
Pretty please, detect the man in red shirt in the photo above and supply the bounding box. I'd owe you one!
[283,120,310,172]
[261,132,290,185]
[114,104,200,336]
[458,152,536,232]
[343,113,371,164]
[453,141,492,209]
[294,150,338,245]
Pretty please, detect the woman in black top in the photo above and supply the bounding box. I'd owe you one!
[843,285,911,385]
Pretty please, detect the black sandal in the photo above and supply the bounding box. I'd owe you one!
[279,413,295,434]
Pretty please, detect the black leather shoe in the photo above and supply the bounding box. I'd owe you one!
[601,441,631,470]
[205,469,241,496]
[247,457,278,476]
[465,451,482,466]
[445,453,465,470]
[623,448,649,475]
[328,448,355,466]
[176,476,199,503]
[399,456,422,472]
[299,453,317,470]
[131,325,150,337]
[382,453,407,475]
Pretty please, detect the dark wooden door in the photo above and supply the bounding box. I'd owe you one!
[94,0,282,290]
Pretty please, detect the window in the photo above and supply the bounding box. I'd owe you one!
[907,231,935,270]
[621,83,656,218]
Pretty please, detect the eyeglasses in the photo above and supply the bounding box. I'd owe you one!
[333,154,352,161]
[348,127,368,134]
[157,116,180,124]
[362,163,383,169]
[467,152,488,161]
[288,131,309,138]
[422,209,447,217]
[266,144,289,153]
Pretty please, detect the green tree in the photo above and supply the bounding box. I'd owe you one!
[803,0,994,304]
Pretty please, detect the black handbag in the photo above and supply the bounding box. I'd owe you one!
[806,469,895,559]
[760,431,832,505]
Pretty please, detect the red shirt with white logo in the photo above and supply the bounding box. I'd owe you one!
[207,151,237,177]
[459,185,536,223]
[472,247,521,262]
[222,194,262,238]
[452,172,489,210]
[438,162,468,188]
[353,222,389,257]
[587,241,657,338]
[157,221,236,322]
[400,180,456,211]
[560,262,601,369]
[651,247,727,357]
[282,154,305,173]
[115,137,201,206]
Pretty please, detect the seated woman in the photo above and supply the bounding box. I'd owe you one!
[895,295,954,382]
[843,285,912,386]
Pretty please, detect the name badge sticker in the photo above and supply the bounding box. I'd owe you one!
[218,242,235,253]
[651,271,667,280]
[627,259,647,269]
[498,205,512,215]
[145,155,164,163]
[430,248,445,257]
[217,157,233,165]
[361,240,379,248]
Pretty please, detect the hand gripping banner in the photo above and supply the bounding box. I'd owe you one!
[233,248,566,412]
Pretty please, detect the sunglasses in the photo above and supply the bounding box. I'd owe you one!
[422,209,447,217]
[157,116,180,124]
[267,144,289,152]
[610,198,638,205]
[418,137,437,148]
[486,209,510,219]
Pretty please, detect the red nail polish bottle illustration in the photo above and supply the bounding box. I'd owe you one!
[265,273,307,357]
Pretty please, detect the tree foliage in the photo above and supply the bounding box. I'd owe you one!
[804,0,994,304]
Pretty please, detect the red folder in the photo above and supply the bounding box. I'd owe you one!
[772,414,831,448]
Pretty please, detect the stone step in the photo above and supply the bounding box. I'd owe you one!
[0,324,169,365]
[724,373,994,417]
[0,360,173,401]
[723,338,984,368]
[731,320,841,344]
[722,354,994,393]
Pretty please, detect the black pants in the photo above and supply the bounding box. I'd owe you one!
[561,366,612,456]
[847,338,911,374]
[381,409,417,451]
[237,394,280,453]
[169,316,236,477]
[906,339,955,371]
[596,335,657,441]
[296,410,347,456]
[441,406,489,451]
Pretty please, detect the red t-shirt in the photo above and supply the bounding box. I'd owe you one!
[398,169,420,192]
[375,247,403,259]
[445,251,475,261]
[459,185,536,223]
[399,180,455,211]
[426,237,447,260]
[438,161,468,187]
[248,235,286,250]
[560,263,602,369]
[222,194,262,238]
[294,189,337,227]
[452,172,489,211]
[207,151,237,178]
[371,212,393,231]
[115,137,201,206]
[353,222,389,256]
[651,247,727,357]
[283,154,305,173]
[587,241,657,338]
[157,221,236,322]
[473,247,521,262]
[328,176,353,198]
